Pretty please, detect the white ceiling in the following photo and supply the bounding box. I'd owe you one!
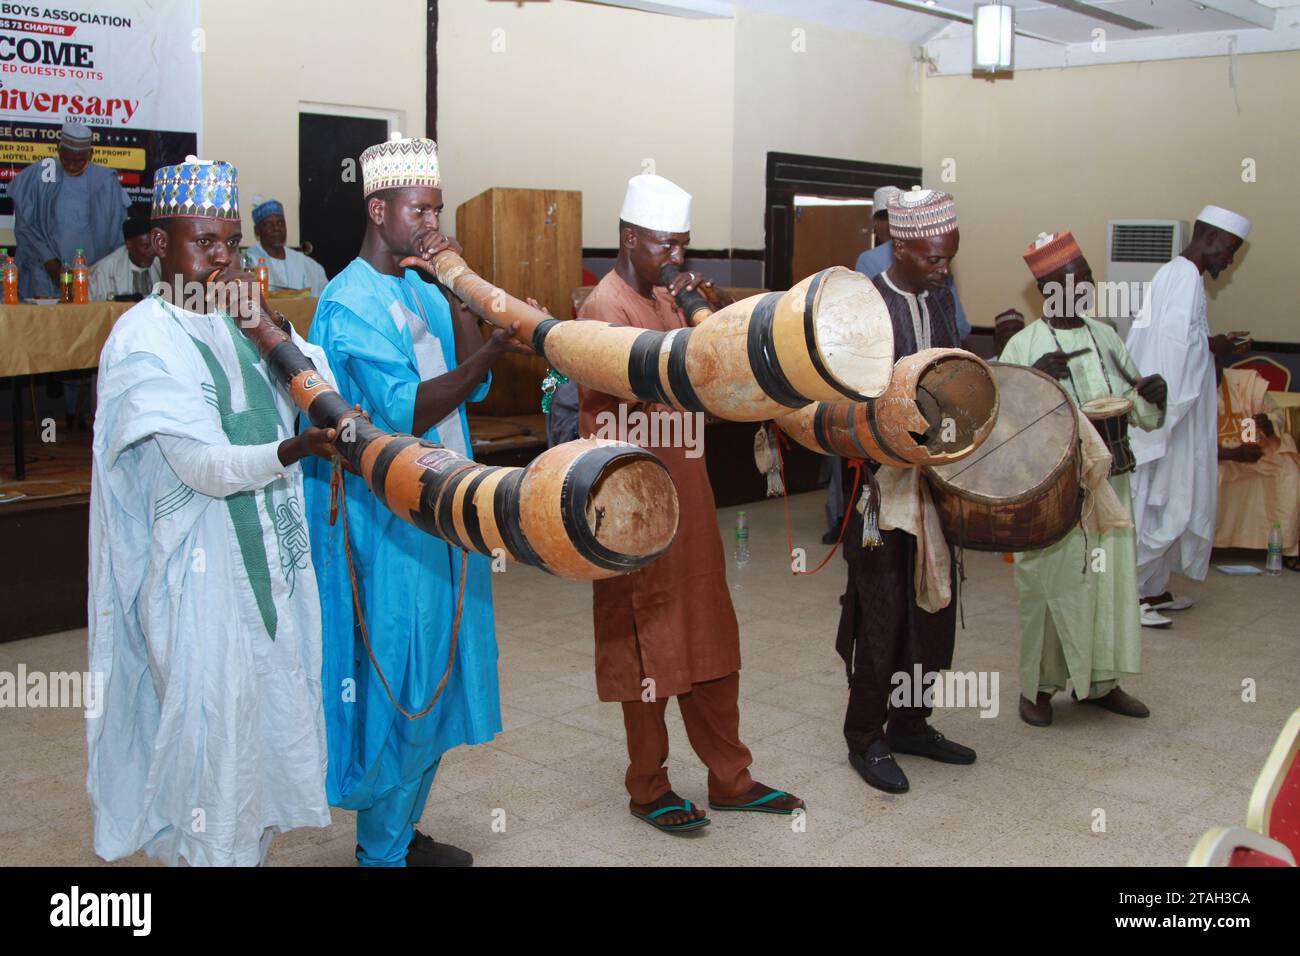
[600,0,1300,72]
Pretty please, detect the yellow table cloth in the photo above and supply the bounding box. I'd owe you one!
[0,298,319,377]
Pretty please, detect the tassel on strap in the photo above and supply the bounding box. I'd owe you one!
[859,470,884,549]
[753,423,786,498]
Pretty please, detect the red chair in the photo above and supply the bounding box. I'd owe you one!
[1187,826,1295,867]
[1230,356,1292,392]
[1247,707,1300,859]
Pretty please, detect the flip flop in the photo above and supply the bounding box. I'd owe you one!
[630,798,710,834]
[709,789,800,814]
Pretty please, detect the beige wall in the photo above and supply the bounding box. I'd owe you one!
[439,3,920,251]
[730,10,922,248]
[438,1,736,248]
[199,0,426,247]
[922,51,1300,342]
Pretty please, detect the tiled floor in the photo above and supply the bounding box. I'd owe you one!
[1,491,1296,866]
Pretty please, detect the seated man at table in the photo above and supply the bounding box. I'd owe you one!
[89,216,160,300]
[10,122,128,299]
[245,198,328,296]
[1215,365,1300,570]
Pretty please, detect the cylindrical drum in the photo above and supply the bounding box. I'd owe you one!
[431,251,896,420]
[776,348,998,467]
[1081,396,1135,476]
[923,363,1082,552]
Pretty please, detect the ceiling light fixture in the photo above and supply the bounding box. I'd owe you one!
[972,2,1015,74]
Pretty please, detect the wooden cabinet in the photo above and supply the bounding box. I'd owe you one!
[456,187,582,418]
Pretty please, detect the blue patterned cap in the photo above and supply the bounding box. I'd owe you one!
[251,198,283,225]
[151,155,239,221]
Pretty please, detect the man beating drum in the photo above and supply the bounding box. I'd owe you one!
[999,231,1168,728]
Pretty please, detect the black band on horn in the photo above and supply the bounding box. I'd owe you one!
[747,292,806,409]
[494,469,547,572]
[627,330,675,406]
[666,329,708,415]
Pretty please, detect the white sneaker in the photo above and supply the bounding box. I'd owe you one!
[1150,594,1195,612]
[1140,604,1173,628]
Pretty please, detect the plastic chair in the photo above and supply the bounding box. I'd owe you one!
[1187,825,1295,867]
[1247,707,1300,859]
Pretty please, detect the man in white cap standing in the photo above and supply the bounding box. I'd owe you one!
[9,121,129,298]
[302,135,528,866]
[576,173,804,834]
[838,188,977,795]
[1126,205,1253,622]
[854,184,971,344]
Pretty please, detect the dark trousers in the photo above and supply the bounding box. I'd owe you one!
[837,514,957,754]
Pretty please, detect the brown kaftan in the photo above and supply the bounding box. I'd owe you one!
[577,270,742,703]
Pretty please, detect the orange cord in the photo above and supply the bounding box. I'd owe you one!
[771,424,863,576]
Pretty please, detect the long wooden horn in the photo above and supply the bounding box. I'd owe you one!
[428,250,896,421]
[774,348,999,467]
[211,276,679,580]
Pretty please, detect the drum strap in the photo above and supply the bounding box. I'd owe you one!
[330,456,466,722]
[1046,321,1115,405]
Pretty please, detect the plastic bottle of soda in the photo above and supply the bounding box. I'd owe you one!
[61,260,74,303]
[73,248,90,304]
[1,251,18,305]
[257,257,270,298]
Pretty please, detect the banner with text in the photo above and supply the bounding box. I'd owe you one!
[0,1,201,228]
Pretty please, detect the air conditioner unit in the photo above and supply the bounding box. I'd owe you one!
[1105,219,1189,339]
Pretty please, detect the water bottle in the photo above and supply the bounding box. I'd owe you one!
[733,511,750,590]
[1265,523,1283,575]
[257,257,270,298]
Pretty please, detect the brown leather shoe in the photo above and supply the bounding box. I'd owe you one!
[1019,692,1053,727]
[1075,686,1149,718]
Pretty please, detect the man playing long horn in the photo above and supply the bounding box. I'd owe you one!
[302,135,529,867]
[837,188,977,795]
[576,173,804,833]
[87,157,338,865]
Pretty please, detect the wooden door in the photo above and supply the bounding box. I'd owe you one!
[791,204,875,285]
[298,112,388,278]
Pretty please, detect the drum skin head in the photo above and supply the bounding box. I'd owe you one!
[1081,397,1133,420]
[927,364,1076,502]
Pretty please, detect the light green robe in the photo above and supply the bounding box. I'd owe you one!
[999,317,1164,699]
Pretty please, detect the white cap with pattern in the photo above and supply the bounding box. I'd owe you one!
[360,134,441,197]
